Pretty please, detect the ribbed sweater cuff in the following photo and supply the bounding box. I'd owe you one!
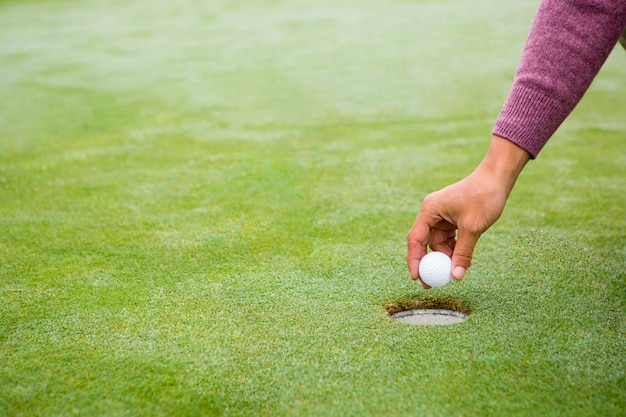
[492,84,574,159]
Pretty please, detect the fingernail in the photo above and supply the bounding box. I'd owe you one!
[452,266,466,280]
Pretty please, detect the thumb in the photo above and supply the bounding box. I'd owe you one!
[450,230,478,280]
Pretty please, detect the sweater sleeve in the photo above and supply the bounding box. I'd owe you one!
[492,0,626,158]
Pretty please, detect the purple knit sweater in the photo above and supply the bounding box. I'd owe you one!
[492,0,626,158]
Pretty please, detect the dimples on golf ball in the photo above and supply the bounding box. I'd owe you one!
[419,251,452,287]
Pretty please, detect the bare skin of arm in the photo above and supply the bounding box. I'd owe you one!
[407,135,530,288]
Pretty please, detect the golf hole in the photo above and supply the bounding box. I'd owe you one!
[385,296,470,326]
[391,309,468,325]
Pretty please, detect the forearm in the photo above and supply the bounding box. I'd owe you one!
[493,0,626,158]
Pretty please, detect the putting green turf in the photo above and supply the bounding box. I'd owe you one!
[1,0,625,415]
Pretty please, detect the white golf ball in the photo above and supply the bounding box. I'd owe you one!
[419,251,452,287]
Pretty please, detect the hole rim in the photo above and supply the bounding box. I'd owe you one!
[391,308,468,325]
[384,295,472,325]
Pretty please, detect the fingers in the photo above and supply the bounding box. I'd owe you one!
[408,212,480,283]
[449,229,478,280]
[406,220,430,281]
[407,193,456,283]
[429,229,456,257]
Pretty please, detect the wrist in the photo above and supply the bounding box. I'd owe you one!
[478,135,530,196]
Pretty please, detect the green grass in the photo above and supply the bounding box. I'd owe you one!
[1,0,625,415]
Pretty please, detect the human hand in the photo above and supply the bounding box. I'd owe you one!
[407,136,530,288]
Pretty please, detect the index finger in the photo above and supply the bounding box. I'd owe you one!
[407,219,431,281]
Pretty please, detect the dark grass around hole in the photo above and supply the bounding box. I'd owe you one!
[383,295,472,317]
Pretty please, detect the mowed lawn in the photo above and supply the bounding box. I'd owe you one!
[1,0,625,416]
